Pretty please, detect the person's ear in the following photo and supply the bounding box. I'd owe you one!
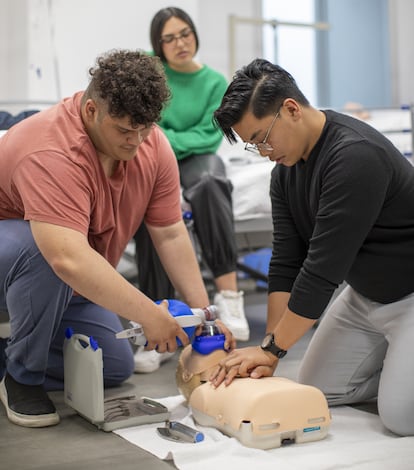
[283,98,301,121]
[84,99,98,121]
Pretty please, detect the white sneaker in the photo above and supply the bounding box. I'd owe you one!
[133,346,176,373]
[214,290,250,341]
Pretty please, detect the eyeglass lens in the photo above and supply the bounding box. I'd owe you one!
[161,28,193,44]
[244,110,280,154]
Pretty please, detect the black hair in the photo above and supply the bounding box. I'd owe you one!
[214,58,310,143]
[150,7,199,62]
[82,49,170,127]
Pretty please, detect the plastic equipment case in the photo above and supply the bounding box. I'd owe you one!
[63,328,170,431]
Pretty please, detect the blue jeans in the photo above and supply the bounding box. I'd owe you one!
[0,220,134,390]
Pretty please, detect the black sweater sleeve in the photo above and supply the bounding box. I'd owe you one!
[268,111,414,319]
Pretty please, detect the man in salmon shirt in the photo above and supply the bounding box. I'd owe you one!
[0,49,234,428]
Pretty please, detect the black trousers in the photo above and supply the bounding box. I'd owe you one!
[134,153,238,300]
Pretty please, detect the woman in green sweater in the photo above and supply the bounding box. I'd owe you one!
[134,7,249,372]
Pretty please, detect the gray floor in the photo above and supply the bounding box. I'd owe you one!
[0,288,314,470]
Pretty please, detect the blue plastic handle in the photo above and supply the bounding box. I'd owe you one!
[155,299,196,346]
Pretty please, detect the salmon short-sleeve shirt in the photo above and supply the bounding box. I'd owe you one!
[0,92,182,267]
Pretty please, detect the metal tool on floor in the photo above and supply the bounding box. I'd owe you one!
[156,420,204,443]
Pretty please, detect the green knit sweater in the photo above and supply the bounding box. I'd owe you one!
[159,63,228,160]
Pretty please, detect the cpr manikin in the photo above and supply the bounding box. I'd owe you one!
[176,323,331,449]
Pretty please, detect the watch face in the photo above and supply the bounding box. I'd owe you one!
[261,333,287,358]
[261,333,273,349]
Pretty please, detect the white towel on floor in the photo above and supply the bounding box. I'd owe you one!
[114,395,414,470]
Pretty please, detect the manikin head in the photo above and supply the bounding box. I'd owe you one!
[176,344,228,401]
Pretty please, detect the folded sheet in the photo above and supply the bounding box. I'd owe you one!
[114,395,414,470]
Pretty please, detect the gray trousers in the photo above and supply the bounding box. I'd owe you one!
[298,285,414,436]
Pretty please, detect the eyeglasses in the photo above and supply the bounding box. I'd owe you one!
[160,28,194,45]
[244,108,281,154]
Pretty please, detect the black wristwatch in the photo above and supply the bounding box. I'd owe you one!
[261,333,287,359]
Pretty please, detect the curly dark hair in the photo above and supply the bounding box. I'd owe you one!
[83,49,171,127]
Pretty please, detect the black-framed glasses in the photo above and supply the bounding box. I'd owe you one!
[244,108,281,154]
[160,28,194,45]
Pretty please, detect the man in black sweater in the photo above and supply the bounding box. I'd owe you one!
[211,58,414,437]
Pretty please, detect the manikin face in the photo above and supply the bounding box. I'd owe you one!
[176,345,229,401]
[160,16,197,72]
[233,100,311,166]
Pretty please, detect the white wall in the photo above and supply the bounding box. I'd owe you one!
[0,0,29,104]
[388,0,414,105]
[0,0,261,110]
[1,0,414,111]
